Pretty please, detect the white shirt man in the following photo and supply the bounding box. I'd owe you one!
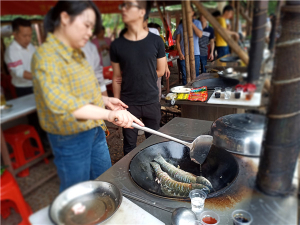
[81,41,107,96]
[4,18,35,97]
[5,40,35,88]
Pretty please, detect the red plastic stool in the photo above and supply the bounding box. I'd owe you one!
[4,124,49,177]
[0,171,32,224]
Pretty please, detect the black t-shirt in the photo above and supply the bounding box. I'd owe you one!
[110,32,165,105]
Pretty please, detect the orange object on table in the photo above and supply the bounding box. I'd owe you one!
[188,86,208,102]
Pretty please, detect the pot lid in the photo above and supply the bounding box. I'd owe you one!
[214,113,266,131]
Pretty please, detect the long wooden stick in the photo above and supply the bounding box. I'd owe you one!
[181,1,190,83]
[185,0,196,81]
[192,1,249,65]
[235,0,240,33]
[240,7,252,25]
[156,3,168,36]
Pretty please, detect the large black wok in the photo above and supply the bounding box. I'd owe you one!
[129,141,239,199]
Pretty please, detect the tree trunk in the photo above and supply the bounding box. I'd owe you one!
[257,1,300,196]
[247,1,268,83]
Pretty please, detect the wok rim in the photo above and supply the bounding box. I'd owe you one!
[128,141,240,200]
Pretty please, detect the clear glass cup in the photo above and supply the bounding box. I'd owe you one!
[235,87,243,99]
[232,210,253,225]
[189,189,207,212]
[224,87,232,99]
[214,87,222,98]
[200,210,220,225]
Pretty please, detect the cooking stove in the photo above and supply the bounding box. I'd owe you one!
[97,117,298,225]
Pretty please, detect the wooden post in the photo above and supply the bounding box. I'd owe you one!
[235,0,240,33]
[34,23,42,46]
[257,1,300,196]
[185,0,196,81]
[247,1,268,83]
[240,7,252,26]
[181,1,191,83]
[192,1,249,65]
[157,4,169,40]
[175,12,180,27]
[268,0,284,52]
[248,1,254,35]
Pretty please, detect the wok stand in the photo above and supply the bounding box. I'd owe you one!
[96,117,298,225]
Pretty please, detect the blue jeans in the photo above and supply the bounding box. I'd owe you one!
[216,46,230,59]
[200,55,208,73]
[48,127,111,192]
[179,55,200,85]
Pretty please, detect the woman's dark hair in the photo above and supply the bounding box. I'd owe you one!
[43,1,101,36]
[12,18,31,32]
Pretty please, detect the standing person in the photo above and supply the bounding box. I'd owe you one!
[33,1,144,192]
[92,26,111,67]
[198,15,215,73]
[144,18,170,102]
[110,0,166,155]
[82,41,108,96]
[215,5,239,58]
[4,18,35,97]
[175,7,203,85]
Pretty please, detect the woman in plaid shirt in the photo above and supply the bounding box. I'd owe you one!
[32,1,144,192]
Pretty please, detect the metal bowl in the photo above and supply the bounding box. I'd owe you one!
[49,181,122,225]
[211,113,266,157]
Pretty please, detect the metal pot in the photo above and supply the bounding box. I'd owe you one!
[211,113,266,157]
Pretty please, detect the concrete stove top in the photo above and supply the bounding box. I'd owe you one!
[96,117,298,225]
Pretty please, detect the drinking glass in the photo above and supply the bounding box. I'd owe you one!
[189,189,207,212]
[224,87,232,99]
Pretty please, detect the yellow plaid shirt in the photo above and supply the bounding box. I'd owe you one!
[31,33,107,135]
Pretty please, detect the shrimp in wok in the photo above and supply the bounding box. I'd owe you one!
[150,162,210,197]
[154,155,213,191]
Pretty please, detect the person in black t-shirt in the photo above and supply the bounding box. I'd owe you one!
[110,0,166,155]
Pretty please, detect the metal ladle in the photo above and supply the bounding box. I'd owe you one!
[131,122,213,165]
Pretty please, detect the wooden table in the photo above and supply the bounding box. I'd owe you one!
[172,73,267,121]
[205,54,247,72]
[1,94,56,195]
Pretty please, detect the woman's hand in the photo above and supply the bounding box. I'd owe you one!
[107,110,144,128]
[103,96,127,111]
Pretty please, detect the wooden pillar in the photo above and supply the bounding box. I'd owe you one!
[192,1,249,65]
[257,1,300,196]
[34,23,42,46]
[247,1,268,83]
[247,1,254,35]
[181,1,191,83]
[268,0,284,52]
[230,0,235,31]
[235,0,240,33]
[175,12,181,27]
[185,0,196,81]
